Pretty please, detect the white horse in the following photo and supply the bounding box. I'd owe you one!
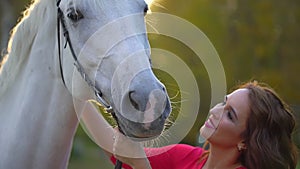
[0,0,171,168]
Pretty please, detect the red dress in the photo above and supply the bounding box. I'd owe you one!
[111,144,247,169]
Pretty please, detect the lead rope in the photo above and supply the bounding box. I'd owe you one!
[56,1,123,168]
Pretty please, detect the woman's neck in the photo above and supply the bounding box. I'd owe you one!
[202,145,242,169]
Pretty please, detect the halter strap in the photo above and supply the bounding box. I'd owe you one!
[57,2,65,87]
[56,0,112,111]
[56,1,123,168]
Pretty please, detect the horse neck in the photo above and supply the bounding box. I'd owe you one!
[0,1,79,168]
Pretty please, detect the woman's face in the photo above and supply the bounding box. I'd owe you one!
[200,88,251,148]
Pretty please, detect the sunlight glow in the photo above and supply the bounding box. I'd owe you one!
[145,0,154,5]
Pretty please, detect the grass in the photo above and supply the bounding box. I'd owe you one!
[68,143,114,169]
[68,125,114,169]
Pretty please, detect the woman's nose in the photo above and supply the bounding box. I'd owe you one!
[209,103,225,117]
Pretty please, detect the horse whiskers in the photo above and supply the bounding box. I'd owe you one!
[145,19,159,34]
[164,118,175,130]
[150,1,168,11]
[161,82,191,96]
[169,90,180,100]
[171,99,187,105]
[156,134,170,146]
[165,118,175,125]
[157,131,172,146]
[161,82,179,89]
[143,130,171,148]
[144,138,158,147]
[170,99,187,111]
[164,123,173,130]
[170,107,180,113]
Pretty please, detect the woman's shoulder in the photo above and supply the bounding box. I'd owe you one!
[163,144,206,162]
[145,144,206,169]
[171,144,205,154]
[145,143,205,157]
[155,143,205,155]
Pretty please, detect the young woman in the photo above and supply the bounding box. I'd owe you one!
[109,81,298,169]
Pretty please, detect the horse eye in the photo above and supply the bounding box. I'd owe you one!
[144,5,149,15]
[67,9,84,22]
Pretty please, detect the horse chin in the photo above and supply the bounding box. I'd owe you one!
[116,112,167,141]
[129,135,160,142]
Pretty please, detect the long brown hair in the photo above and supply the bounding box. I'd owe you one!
[238,81,298,169]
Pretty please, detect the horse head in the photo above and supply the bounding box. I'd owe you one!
[58,0,171,139]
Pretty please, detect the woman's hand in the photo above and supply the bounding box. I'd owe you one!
[113,129,152,169]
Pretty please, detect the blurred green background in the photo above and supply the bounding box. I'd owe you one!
[1,0,299,168]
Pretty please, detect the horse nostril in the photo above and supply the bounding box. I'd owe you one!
[129,91,140,111]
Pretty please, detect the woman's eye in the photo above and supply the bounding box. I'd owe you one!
[67,9,84,22]
[227,111,233,120]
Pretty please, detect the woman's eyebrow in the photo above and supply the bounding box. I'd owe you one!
[225,95,238,120]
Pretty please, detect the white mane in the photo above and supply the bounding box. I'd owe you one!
[0,0,55,95]
[0,0,109,96]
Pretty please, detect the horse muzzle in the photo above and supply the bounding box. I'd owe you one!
[114,69,171,140]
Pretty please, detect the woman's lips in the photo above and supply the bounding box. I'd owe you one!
[205,118,216,129]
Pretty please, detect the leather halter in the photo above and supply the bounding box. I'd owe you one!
[56,0,112,112]
[56,1,123,168]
